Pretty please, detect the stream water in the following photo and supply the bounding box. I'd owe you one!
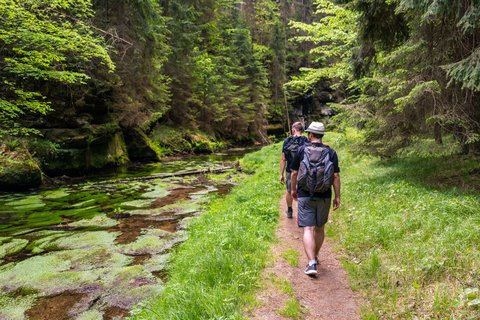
[0,149,252,320]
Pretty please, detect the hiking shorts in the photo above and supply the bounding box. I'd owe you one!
[297,197,331,227]
[286,172,292,193]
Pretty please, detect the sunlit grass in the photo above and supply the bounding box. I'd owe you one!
[130,144,284,319]
[328,130,480,319]
[278,298,304,319]
[281,249,300,267]
[272,276,295,296]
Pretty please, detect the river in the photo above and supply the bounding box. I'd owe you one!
[0,148,253,320]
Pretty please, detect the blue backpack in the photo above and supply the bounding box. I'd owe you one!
[297,144,334,195]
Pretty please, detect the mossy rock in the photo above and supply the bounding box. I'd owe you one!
[0,148,42,191]
[40,124,129,174]
[124,128,162,161]
[89,131,129,169]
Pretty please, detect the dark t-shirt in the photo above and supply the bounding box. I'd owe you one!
[282,135,308,172]
[290,142,340,198]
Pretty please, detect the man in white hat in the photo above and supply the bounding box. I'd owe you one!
[290,121,341,276]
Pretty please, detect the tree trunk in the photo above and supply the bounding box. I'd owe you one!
[434,123,443,144]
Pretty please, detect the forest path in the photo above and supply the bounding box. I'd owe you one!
[249,193,362,319]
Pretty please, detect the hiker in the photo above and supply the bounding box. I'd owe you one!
[280,122,308,218]
[290,122,341,276]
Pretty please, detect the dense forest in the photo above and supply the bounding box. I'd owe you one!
[1,0,479,190]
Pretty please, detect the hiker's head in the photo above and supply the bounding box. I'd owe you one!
[305,122,325,141]
[291,122,304,135]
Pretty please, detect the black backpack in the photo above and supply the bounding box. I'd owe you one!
[284,136,303,163]
[297,144,334,196]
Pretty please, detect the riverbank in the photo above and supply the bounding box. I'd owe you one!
[0,128,258,192]
[130,130,479,319]
[130,143,284,319]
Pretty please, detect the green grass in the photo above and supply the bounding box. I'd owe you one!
[327,130,480,319]
[129,144,284,319]
[271,276,295,295]
[278,298,304,319]
[280,249,300,267]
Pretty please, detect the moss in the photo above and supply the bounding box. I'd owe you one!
[124,128,162,161]
[42,189,70,199]
[142,253,171,273]
[150,125,191,154]
[89,131,129,169]
[67,214,118,229]
[0,148,42,191]
[0,293,38,320]
[75,309,104,320]
[119,229,176,255]
[157,199,202,215]
[140,183,171,199]
[99,265,164,309]
[0,238,29,259]
[5,196,45,210]
[121,199,154,209]
[28,230,119,254]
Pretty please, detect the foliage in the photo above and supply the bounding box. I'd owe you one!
[285,0,359,95]
[350,0,480,156]
[328,130,480,319]
[92,0,171,129]
[0,0,113,137]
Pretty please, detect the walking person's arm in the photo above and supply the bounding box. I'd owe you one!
[280,152,287,184]
[291,170,298,200]
[333,173,341,210]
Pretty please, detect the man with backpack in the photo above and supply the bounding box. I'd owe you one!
[290,122,341,276]
[280,122,308,218]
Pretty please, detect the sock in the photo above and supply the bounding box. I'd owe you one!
[287,207,292,212]
[308,260,316,266]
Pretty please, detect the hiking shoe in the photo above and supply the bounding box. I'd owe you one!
[304,263,317,276]
[287,208,293,219]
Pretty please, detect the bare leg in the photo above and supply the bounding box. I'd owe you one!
[303,226,316,261]
[314,226,325,259]
[286,191,293,208]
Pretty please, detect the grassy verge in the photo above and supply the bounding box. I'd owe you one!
[130,144,284,319]
[328,130,480,319]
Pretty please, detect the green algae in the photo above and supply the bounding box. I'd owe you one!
[5,196,46,210]
[29,231,119,254]
[0,148,249,318]
[42,189,70,199]
[121,199,154,209]
[75,309,104,320]
[142,253,171,273]
[99,265,164,308]
[141,182,173,199]
[0,238,29,259]
[0,293,37,320]
[71,199,98,208]
[67,214,118,229]
[54,247,132,271]
[119,229,176,255]
[158,199,202,215]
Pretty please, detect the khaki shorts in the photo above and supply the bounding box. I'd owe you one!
[298,197,331,227]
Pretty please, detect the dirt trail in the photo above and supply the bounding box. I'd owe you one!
[249,193,362,320]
